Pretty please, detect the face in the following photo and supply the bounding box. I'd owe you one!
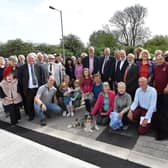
[139,78,148,90]
[118,85,126,94]
[6,73,14,82]
[114,52,120,60]
[120,51,126,60]
[48,76,55,86]
[77,57,82,64]
[0,58,5,65]
[83,70,89,77]
[94,76,100,83]
[64,77,70,84]
[127,55,134,63]
[27,55,36,64]
[142,52,148,61]
[11,60,18,67]
[104,48,110,56]
[103,84,109,93]
[67,60,72,65]
[88,48,94,57]
[155,55,165,65]
[48,56,55,63]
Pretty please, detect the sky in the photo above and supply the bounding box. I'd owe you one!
[0,0,168,45]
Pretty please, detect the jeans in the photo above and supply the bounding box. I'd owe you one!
[34,103,62,120]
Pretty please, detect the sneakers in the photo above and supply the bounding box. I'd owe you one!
[66,112,71,117]
[62,111,67,117]
[70,112,74,117]
[40,119,47,126]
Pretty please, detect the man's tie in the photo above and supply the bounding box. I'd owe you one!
[30,64,37,85]
[102,56,108,74]
[124,64,130,82]
[49,63,52,73]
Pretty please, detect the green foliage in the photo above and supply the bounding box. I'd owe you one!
[144,35,168,53]
[62,34,84,55]
[89,30,118,49]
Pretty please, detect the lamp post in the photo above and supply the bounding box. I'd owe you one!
[49,5,65,62]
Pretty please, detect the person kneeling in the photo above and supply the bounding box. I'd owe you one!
[91,82,115,126]
[127,77,157,135]
[109,82,132,130]
[34,75,62,126]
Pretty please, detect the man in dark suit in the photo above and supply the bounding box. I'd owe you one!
[115,50,128,83]
[83,47,99,74]
[18,53,43,121]
[99,48,115,89]
[124,53,139,99]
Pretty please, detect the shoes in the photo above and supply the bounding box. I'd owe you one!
[122,125,129,130]
[71,112,74,117]
[62,111,67,117]
[66,112,71,117]
[40,119,47,126]
[28,117,34,121]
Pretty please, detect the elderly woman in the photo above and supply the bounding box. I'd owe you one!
[109,82,132,130]
[8,55,19,78]
[91,82,115,126]
[138,50,154,85]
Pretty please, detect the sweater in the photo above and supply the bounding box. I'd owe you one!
[0,79,22,105]
[114,93,132,114]
[80,78,93,93]
[91,90,115,116]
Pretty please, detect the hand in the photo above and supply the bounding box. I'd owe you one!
[127,110,133,120]
[142,119,148,127]
[164,86,168,94]
[100,112,106,116]
[41,104,47,112]
[118,112,124,119]
[5,97,13,101]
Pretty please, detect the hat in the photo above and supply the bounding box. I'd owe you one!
[3,65,13,79]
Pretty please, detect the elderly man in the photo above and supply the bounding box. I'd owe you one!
[128,77,157,135]
[34,75,62,126]
[83,47,99,74]
[153,54,168,140]
[124,53,139,99]
[115,50,128,82]
[99,48,115,88]
[41,54,64,88]
[18,53,43,121]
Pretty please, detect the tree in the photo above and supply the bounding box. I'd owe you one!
[89,30,118,49]
[62,34,84,55]
[108,4,150,47]
[144,35,168,53]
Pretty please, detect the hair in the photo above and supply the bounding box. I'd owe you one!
[80,68,92,84]
[74,79,80,85]
[103,82,109,87]
[134,47,143,59]
[93,73,101,78]
[139,77,148,82]
[127,53,135,58]
[9,55,18,63]
[60,82,68,90]
[139,50,151,60]
[155,50,163,57]
[117,82,126,88]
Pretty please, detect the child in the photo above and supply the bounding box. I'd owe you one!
[60,82,74,117]
[0,66,22,125]
[92,73,103,102]
[71,79,82,108]
[80,68,93,114]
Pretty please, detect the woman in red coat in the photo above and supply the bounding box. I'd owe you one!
[91,82,115,125]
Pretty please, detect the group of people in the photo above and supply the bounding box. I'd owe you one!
[0,46,168,140]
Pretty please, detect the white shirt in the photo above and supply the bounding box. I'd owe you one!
[120,58,126,70]
[28,64,38,89]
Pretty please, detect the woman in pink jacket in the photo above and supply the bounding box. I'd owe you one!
[91,82,115,125]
